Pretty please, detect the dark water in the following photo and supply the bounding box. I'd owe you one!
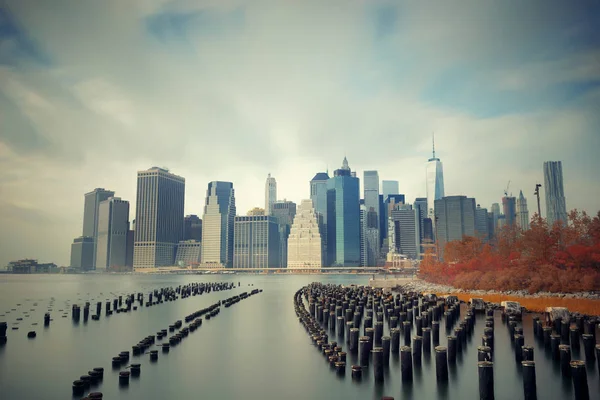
[0,274,598,400]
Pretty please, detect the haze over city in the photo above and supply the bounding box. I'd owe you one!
[1,0,599,267]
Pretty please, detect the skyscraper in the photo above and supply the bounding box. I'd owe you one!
[380,194,406,245]
[133,167,185,268]
[272,200,297,268]
[435,196,476,259]
[70,236,94,271]
[363,171,380,266]
[491,203,501,232]
[426,135,445,226]
[474,204,489,242]
[201,181,236,268]
[414,197,428,248]
[381,180,399,200]
[96,197,130,270]
[544,161,568,226]
[389,204,420,260]
[502,196,517,227]
[82,188,115,269]
[310,172,329,264]
[265,173,277,215]
[233,216,280,269]
[326,157,361,267]
[287,199,323,269]
[516,190,530,230]
[184,215,202,241]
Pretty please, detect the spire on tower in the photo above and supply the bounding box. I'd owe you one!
[432,132,436,159]
[342,156,349,170]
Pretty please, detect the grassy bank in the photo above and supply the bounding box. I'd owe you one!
[435,292,600,316]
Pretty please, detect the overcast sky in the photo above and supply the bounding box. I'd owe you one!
[1,0,599,266]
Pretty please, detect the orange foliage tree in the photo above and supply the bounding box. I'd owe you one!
[419,210,600,293]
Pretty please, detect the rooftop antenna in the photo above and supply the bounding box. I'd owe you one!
[432,132,436,159]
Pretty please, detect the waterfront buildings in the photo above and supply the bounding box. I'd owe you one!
[201,181,236,268]
[414,197,428,249]
[272,200,297,268]
[184,215,202,241]
[380,194,406,245]
[70,236,94,270]
[434,195,476,259]
[233,216,280,268]
[71,188,114,269]
[287,199,323,269]
[381,180,399,199]
[326,157,361,267]
[133,167,185,269]
[363,171,380,266]
[7,259,58,274]
[175,240,202,266]
[96,197,131,270]
[544,161,568,226]
[310,172,329,263]
[502,196,517,227]
[389,204,420,260]
[516,190,530,230]
[475,204,489,242]
[425,137,445,226]
[265,174,277,215]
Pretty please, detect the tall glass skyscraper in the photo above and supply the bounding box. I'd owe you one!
[310,171,329,264]
[363,171,380,266]
[265,173,277,215]
[544,161,567,226]
[82,188,115,269]
[516,190,530,230]
[502,196,517,227]
[326,157,360,267]
[434,195,476,260]
[381,180,399,200]
[133,167,185,268]
[201,181,236,268]
[96,197,130,270]
[426,135,445,225]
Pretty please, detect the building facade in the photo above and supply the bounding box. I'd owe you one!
[265,173,277,215]
[271,200,297,268]
[502,196,517,227]
[310,172,330,264]
[81,188,115,269]
[133,167,185,269]
[175,240,202,266]
[474,204,489,242]
[184,215,202,241]
[201,181,236,268]
[434,195,476,259]
[491,203,501,233]
[363,171,380,267]
[326,157,361,267]
[544,161,568,226]
[516,190,530,230]
[381,180,399,199]
[288,199,323,269]
[70,236,95,271]
[233,216,280,269]
[389,204,420,260]
[96,197,130,271]
[247,207,265,216]
[426,137,445,226]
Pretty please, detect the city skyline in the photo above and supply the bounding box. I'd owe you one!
[1,2,599,266]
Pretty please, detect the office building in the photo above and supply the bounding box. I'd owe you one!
[96,197,130,270]
[475,204,489,242]
[247,207,265,216]
[70,236,94,271]
[287,199,323,269]
[491,203,501,232]
[233,216,280,269]
[184,215,202,241]
[133,167,185,269]
[544,161,568,226]
[502,196,517,227]
[426,135,445,226]
[363,171,380,266]
[175,240,202,266]
[380,194,406,244]
[310,172,330,263]
[326,157,361,267]
[81,188,115,269]
[516,190,530,230]
[272,200,297,268]
[265,173,277,215]
[389,204,420,260]
[381,180,399,199]
[434,196,476,259]
[201,181,236,268]
[414,197,428,248]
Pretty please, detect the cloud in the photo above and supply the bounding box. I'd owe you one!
[0,0,599,266]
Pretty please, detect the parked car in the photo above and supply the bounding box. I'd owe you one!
[501,301,523,320]
[469,298,486,312]
[443,295,459,306]
[422,292,438,302]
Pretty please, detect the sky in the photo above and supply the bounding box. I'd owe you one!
[1,0,599,266]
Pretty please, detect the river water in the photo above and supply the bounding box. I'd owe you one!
[0,274,598,400]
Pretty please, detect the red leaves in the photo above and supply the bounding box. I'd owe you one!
[418,210,600,293]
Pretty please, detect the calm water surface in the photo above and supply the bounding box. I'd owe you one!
[0,274,598,400]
